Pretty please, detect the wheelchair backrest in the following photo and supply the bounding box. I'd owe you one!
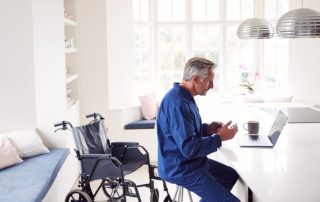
[72,120,110,154]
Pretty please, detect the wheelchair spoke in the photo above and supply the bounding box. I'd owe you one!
[102,178,124,200]
[114,189,122,198]
[70,195,76,201]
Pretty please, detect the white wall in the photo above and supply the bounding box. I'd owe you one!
[106,0,138,109]
[0,0,68,146]
[0,0,37,131]
[32,0,67,147]
[77,0,138,114]
[289,0,320,105]
[77,0,109,123]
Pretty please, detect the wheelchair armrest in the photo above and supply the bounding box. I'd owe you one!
[111,142,139,146]
[126,145,148,153]
[80,153,112,159]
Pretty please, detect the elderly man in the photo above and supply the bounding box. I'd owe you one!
[157,57,240,202]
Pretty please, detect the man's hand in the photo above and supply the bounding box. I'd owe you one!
[207,121,223,134]
[219,121,238,141]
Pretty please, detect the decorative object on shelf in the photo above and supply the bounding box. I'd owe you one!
[65,38,75,48]
[66,87,72,96]
[237,18,274,39]
[240,80,255,94]
[277,7,320,38]
[65,40,69,48]
[67,96,76,107]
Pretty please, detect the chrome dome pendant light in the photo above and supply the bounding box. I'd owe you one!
[237,18,274,39]
[277,0,320,38]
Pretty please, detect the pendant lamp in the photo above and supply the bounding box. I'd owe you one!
[277,8,320,38]
[237,18,274,39]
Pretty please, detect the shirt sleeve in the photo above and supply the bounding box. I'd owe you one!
[169,104,222,159]
[202,123,209,136]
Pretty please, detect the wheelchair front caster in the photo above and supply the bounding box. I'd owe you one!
[65,189,93,202]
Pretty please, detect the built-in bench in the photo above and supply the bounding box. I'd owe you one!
[0,148,70,202]
[124,119,156,130]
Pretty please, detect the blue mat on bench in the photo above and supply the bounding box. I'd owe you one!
[0,148,70,202]
[124,119,156,129]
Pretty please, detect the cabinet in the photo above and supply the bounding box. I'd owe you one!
[64,0,80,124]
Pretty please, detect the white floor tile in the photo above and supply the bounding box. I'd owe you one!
[71,158,245,201]
[86,165,200,202]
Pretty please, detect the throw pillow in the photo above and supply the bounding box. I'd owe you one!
[2,129,50,158]
[0,136,23,169]
[139,94,158,120]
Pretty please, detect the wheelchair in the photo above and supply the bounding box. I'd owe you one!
[54,113,172,202]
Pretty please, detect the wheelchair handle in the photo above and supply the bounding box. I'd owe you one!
[86,113,104,120]
[54,121,65,127]
[54,121,73,132]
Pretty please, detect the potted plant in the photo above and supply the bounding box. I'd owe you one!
[240,80,255,93]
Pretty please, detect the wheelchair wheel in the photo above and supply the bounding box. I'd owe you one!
[65,189,92,202]
[102,178,124,199]
[150,188,159,202]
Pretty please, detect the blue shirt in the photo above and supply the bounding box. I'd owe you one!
[157,83,222,181]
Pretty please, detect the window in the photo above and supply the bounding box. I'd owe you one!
[263,0,289,94]
[133,0,153,95]
[133,0,289,97]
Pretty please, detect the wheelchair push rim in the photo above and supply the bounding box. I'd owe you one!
[102,178,124,199]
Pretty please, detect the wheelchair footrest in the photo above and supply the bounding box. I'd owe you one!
[124,180,141,199]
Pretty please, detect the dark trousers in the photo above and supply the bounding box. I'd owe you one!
[175,159,240,202]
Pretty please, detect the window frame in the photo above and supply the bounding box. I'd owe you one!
[133,0,289,97]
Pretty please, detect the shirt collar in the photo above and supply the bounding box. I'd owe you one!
[173,82,195,102]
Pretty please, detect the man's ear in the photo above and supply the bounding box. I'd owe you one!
[192,75,200,83]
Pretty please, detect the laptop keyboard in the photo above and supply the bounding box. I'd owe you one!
[249,135,270,144]
[250,135,259,141]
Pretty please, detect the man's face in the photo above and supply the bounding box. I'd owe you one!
[194,68,214,96]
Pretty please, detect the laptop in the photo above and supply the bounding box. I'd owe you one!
[238,111,288,147]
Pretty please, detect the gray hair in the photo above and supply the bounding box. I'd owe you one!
[183,57,217,81]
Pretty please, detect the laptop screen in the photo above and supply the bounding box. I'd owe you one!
[268,111,288,145]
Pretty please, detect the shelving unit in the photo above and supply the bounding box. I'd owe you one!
[64,18,77,26]
[64,0,80,125]
[65,48,78,53]
[66,73,79,84]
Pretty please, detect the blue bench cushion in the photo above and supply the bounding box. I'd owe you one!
[124,119,156,129]
[0,148,70,202]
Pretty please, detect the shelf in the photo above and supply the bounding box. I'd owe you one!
[64,0,79,124]
[64,17,77,26]
[66,73,79,84]
[65,48,78,53]
[67,99,78,109]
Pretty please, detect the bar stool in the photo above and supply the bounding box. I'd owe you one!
[173,185,193,202]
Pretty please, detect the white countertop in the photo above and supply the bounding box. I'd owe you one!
[200,102,320,202]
